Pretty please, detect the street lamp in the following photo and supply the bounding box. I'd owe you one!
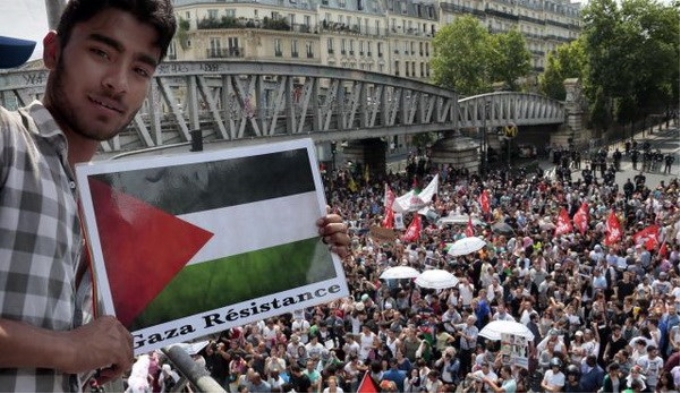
[481,100,490,175]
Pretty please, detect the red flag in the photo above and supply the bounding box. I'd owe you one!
[573,202,589,234]
[478,190,490,215]
[465,215,475,237]
[659,241,668,257]
[384,183,395,209]
[382,207,394,229]
[357,372,379,393]
[605,211,622,246]
[555,208,573,236]
[633,225,659,251]
[401,214,422,243]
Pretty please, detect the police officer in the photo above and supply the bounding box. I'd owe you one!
[612,149,622,171]
[643,149,653,172]
[631,149,640,170]
[665,153,675,174]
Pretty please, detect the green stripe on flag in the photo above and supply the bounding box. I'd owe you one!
[130,237,335,330]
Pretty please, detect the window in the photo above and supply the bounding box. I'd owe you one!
[367,41,372,56]
[394,60,400,76]
[185,11,191,20]
[208,9,218,19]
[306,41,314,58]
[289,13,295,26]
[275,39,282,57]
[359,41,364,56]
[327,38,334,54]
[375,20,381,35]
[225,9,236,17]
[349,40,354,55]
[341,38,346,55]
[228,37,240,56]
[208,37,221,58]
[304,15,311,28]
[378,42,383,57]
[292,40,299,57]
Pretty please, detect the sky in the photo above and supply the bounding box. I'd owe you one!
[0,0,50,61]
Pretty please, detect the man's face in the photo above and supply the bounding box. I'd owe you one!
[44,8,160,142]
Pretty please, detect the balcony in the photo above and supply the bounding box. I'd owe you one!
[349,50,354,55]
[292,52,299,58]
[341,49,346,55]
[328,49,334,54]
[275,50,283,57]
[205,47,244,59]
[307,52,314,59]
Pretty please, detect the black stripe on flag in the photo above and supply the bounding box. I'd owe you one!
[91,148,315,215]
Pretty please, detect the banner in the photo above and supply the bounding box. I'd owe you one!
[633,225,659,251]
[401,214,422,242]
[465,215,475,237]
[554,208,573,236]
[605,211,622,246]
[573,202,589,235]
[478,189,490,215]
[392,175,439,213]
[76,139,349,354]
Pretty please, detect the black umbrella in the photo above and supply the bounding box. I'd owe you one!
[491,222,515,236]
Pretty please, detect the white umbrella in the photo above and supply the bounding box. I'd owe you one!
[479,320,535,341]
[414,269,459,290]
[380,266,420,280]
[447,237,487,257]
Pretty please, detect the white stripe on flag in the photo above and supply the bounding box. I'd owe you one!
[180,192,320,265]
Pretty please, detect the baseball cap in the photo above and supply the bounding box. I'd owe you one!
[0,36,36,69]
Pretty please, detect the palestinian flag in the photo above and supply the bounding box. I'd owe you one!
[80,142,343,332]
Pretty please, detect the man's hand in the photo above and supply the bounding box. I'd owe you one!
[61,315,134,384]
[317,208,350,258]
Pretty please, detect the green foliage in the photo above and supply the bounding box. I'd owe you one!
[539,38,586,100]
[489,29,532,91]
[580,0,679,128]
[431,16,533,95]
[431,15,494,95]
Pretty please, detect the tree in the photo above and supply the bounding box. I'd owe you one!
[580,0,679,131]
[489,29,532,91]
[431,15,494,95]
[539,38,586,100]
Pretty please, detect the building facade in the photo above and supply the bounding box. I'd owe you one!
[171,0,580,76]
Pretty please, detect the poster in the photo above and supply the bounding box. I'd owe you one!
[500,333,529,370]
[76,138,349,354]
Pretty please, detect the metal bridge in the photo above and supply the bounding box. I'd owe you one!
[0,61,564,155]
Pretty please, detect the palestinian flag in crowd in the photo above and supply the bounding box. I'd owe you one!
[79,142,342,332]
[357,372,379,393]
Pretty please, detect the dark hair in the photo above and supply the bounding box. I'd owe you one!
[57,0,176,60]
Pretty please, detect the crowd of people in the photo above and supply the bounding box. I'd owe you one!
[133,146,680,393]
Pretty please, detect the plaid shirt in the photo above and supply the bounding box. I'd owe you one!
[0,101,85,392]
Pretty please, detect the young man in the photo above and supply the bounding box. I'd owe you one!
[0,1,350,392]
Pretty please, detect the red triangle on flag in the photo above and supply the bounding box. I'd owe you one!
[88,178,214,327]
[357,372,379,393]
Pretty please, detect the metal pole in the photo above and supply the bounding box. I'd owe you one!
[44,0,67,30]
[161,346,227,393]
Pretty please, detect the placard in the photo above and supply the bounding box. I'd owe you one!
[76,138,349,354]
